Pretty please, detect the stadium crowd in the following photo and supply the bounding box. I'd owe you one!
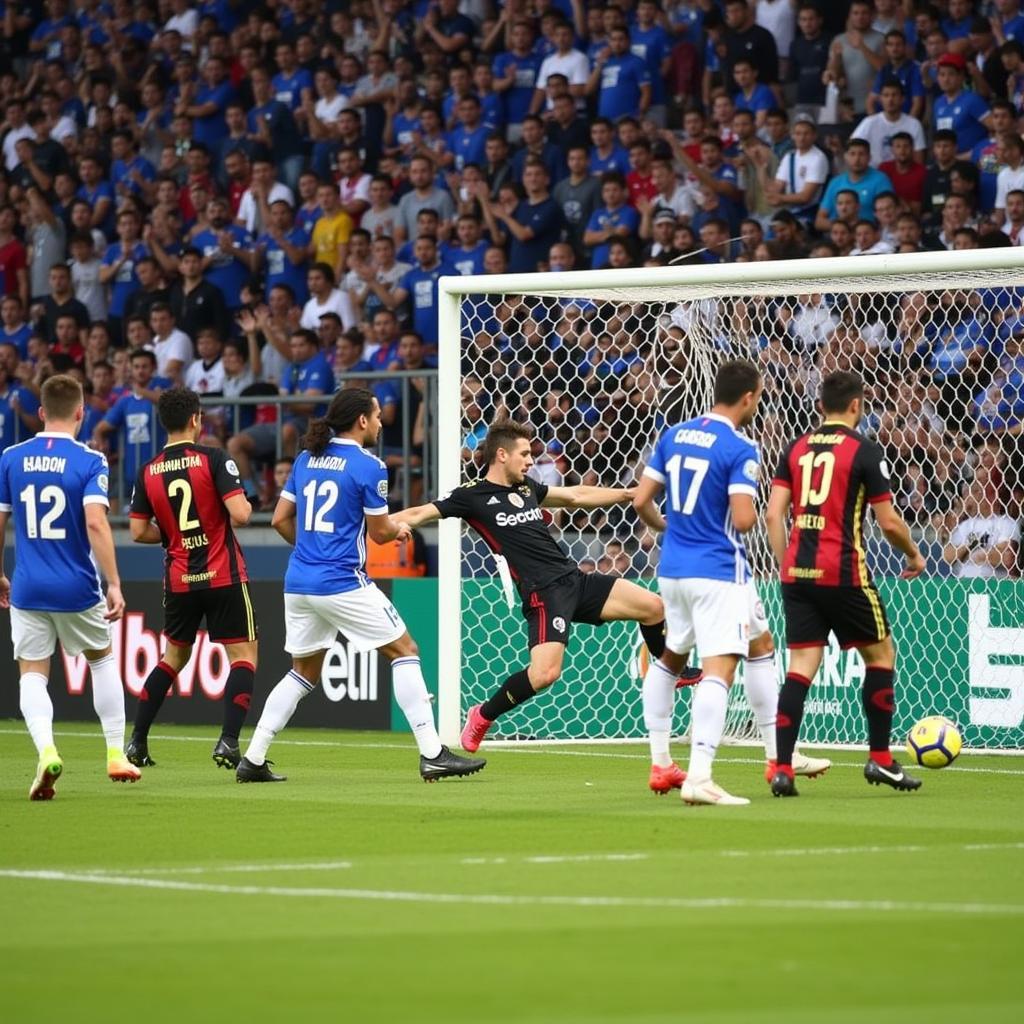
[0,0,1019,572]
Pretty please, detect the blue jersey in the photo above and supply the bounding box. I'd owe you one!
[0,384,40,452]
[0,432,109,612]
[282,437,390,595]
[645,413,760,583]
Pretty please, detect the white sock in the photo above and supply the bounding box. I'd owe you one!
[744,653,779,761]
[642,658,677,767]
[392,656,443,758]
[687,676,729,782]
[89,653,127,754]
[244,670,313,765]
[20,672,54,756]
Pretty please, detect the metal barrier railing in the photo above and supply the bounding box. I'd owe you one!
[71,369,438,523]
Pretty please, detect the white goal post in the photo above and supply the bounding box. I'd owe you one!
[435,249,1024,753]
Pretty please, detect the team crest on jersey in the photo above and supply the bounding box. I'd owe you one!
[879,460,890,479]
[98,474,108,494]
[225,459,240,477]
[552,616,566,633]
[377,480,388,498]
[508,493,524,508]
[743,459,759,482]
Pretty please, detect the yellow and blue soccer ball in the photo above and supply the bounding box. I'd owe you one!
[906,716,962,769]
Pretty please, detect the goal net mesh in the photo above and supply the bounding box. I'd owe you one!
[452,264,1024,752]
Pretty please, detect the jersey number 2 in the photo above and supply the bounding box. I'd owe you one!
[302,480,338,533]
[665,455,709,515]
[20,485,66,540]
[167,479,201,531]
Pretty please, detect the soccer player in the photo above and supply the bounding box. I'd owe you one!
[238,388,484,782]
[631,360,771,805]
[126,388,257,770]
[394,419,667,752]
[0,374,140,800]
[766,371,927,796]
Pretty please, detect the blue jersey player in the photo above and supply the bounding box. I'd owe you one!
[0,375,140,800]
[634,360,830,805]
[238,388,485,782]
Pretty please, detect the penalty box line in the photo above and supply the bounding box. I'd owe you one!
[1,729,1022,776]
[1,868,1022,917]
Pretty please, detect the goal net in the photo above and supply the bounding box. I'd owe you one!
[436,250,1024,754]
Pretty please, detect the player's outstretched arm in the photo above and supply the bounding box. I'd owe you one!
[542,485,636,510]
[766,484,791,566]
[631,475,666,532]
[84,504,125,621]
[392,502,443,529]
[872,500,926,578]
[366,512,412,544]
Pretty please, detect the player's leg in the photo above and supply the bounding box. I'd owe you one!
[679,581,750,805]
[846,593,920,791]
[239,593,330,781]
[208,584,260,768]
[379,630,485,780]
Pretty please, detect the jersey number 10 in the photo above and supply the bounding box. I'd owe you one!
[796,451,836,507]
[665,455,709,515]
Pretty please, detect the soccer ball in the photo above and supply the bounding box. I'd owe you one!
[906,716,962,769]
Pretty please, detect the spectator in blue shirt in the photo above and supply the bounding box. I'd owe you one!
[587,26,651,122]
[110,130,156,200]
[511,114,566,185]
[632,0,672,126]
[584,171,641,268]
[933,52,991,154]
[76,154,115,239]
[731,58,776,128]
[815,139,895,232]
[283,327,333,424]
[441,214,489,276]
[92,348,170,498]
[0,354,40,452]
[251,63,305,191]
[0,297,32,359]
[271,40,313,111]
[487,159,563,274]
[448,95,489,172]
[867,30,925,119]
[392,236,456,349]
[99,209,148,343]
[259,200,310,304]
[589,117,630,175]
[493,20,542,142]
[419,0,475,57]
[192,197,258,311]
[181,54,237,149]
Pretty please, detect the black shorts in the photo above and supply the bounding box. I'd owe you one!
[164,583,258,647]
[782,582,890,651]
[521,571,617,649]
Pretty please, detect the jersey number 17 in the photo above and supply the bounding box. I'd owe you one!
[666,455,709,515]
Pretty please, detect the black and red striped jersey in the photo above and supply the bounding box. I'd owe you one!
[130,441,249,594]
[772,422,892,587]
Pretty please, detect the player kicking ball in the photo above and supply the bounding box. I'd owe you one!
[237,388,484,782]
[394,420,668,752]
[765,371,926,796]
[126,388,258,771]
[0,375,140,799]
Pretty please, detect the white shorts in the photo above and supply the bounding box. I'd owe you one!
[10,602,110,661]
[284,584,407,655]
[658,578,766,660]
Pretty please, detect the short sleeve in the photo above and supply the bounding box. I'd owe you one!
[82,453,110,508]
[0,455,11,512]
[643,432,666,483]
[858,440,893,504]
[526,475,549,505]
[772,441,795,489]
[280,464,297,503]
[433,485,473,520]
[211,448,244,501]
[361,459,389,516]
[728,442,760,497]
[128,465,151,518]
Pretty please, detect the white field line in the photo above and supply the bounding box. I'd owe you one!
[1,868,1021,916]
[77,861,353,876]
[461,853,649,866]
[2,728,1022,775]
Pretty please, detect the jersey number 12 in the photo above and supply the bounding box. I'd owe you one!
[302,479,338,533]
[665,455,709,515]
[20,484,67,540]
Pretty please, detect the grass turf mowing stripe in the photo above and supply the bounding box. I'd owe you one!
[2,868,1023,916]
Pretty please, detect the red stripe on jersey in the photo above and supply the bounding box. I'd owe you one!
[144,450,175,593]
[467,518,520,580]
[529,591,547,644]
[188,451,249,590]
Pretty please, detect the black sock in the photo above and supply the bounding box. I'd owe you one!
[639,620,666,660]
[221,660,256,741]
[480,669,536,722]
[775,672,812,767]
[862,665,895,759]
[133,661,178,738]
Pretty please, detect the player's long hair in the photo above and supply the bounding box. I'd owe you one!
[304,387,376,456]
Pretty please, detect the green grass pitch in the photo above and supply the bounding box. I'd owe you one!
[1,724,1022,1024]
